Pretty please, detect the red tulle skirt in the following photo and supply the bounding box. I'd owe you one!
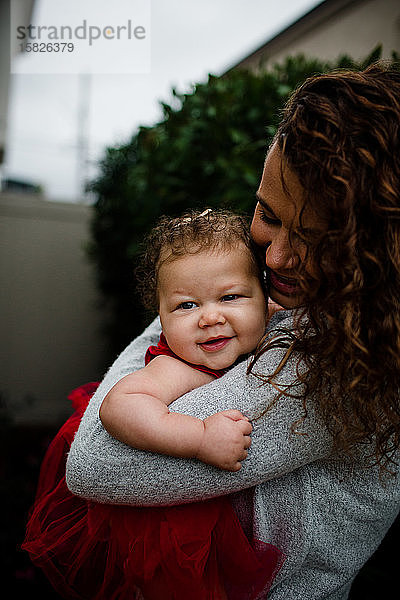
[22,383,284,600]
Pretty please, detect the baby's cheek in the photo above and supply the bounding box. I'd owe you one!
[252,318,268,346]
[170,337,196,363]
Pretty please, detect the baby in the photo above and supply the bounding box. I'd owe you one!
[100,208,267,472]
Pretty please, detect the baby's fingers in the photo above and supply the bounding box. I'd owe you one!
[237,419,252,435]
[222,409,249,422]
[225,446,249,471]
[244,435,251,449]
[229,461,242,472]
[227,444,250,472]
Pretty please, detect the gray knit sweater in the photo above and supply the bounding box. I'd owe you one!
[66,311,400,599]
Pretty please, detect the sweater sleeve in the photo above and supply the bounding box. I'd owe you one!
[66,312,333,506]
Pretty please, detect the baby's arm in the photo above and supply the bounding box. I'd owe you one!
[99,356,252,472]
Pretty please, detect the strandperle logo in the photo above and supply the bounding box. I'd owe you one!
[10,0,151,75]
[16,19,146,46]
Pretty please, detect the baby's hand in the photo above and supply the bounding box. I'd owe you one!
[267,298,285,321]
[195,410,252,472]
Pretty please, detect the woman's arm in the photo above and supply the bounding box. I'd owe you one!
[66,312,333,505]
[99,356,251,471]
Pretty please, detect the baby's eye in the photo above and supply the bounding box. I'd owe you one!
[221,294,240,302]
[177,301,197,310]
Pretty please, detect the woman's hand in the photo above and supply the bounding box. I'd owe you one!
[195,410,252,472]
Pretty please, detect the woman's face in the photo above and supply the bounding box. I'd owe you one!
[251,142,325,309]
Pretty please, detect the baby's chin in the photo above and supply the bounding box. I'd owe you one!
[198,353,248,372]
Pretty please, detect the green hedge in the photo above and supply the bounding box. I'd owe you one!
[88,47,389,357]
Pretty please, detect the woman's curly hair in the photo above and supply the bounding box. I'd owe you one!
[252,62,400,473]
[136,208,264,311]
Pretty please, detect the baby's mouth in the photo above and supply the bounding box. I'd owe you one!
[198,337,233,352]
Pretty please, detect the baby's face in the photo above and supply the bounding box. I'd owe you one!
[158,244,267,371]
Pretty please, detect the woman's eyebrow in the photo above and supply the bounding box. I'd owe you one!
[255,192,276,216]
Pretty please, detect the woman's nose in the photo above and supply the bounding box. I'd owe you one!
[198,306,226,328]
[265,234,300,271]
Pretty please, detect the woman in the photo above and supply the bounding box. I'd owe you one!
[66,63,400,599]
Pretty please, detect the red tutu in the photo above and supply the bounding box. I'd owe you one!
[22,383,284,600]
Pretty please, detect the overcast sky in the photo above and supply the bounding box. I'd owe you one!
[5,0,322,201]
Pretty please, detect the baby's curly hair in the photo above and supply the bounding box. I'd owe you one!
[136,209,263,311]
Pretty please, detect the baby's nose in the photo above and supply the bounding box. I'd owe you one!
[198,306,226,328]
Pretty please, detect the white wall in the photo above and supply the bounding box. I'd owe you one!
[236,0,400,71]
[0,193,109,425]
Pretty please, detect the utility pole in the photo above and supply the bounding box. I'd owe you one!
[76,72,90,202]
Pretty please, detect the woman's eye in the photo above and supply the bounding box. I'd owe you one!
[258,206,280,226]
[177,301,196,310]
